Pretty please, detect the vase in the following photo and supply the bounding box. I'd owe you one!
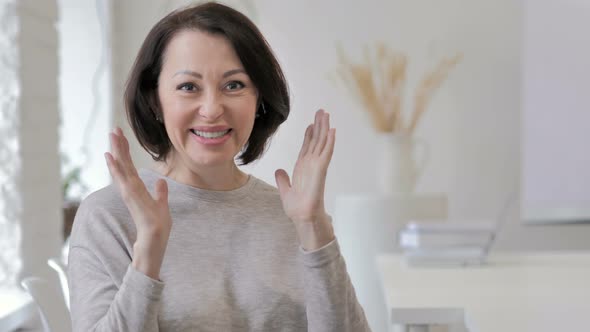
[377,133,429,194]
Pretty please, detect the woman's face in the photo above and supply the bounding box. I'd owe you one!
[157,29,258,171]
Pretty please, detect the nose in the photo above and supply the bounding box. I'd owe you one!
[198,90,224,120]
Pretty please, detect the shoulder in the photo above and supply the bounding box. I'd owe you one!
[243,176,294,224]
[74,168,160,229]
[69,184,134,249]
[249,176,283,204]
[79,184,127,215]
[68,185,136,283]
[76,184,130,222]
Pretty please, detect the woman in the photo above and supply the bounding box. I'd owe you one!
[68,2,370,331]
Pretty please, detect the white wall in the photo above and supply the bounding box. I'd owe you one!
[110,0,590,251]
[242,0,520,220]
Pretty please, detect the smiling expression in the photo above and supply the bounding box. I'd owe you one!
[157,29,258,172]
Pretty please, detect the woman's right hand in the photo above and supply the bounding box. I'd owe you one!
[104,127,172,280]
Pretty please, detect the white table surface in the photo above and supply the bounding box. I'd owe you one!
[0,287,37,332]
[376,252,590,332]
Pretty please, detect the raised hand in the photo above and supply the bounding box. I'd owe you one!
[104,127,171,279]
[275,109,336,250]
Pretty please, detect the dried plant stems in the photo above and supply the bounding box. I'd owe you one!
[335,42,461,135]
[337,44,388,132]
[385,51,407,132]
[407,54,462,135]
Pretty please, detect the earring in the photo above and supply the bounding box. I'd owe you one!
[261,102,267,115]
[256,102,267,118]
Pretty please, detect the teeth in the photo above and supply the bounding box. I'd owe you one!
[192,129,230,138]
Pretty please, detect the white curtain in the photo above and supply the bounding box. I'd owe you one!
[0,0,22,288]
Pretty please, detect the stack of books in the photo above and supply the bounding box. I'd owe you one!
[398,221,496,266]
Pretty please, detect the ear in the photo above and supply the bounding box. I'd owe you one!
[148,90,164,123]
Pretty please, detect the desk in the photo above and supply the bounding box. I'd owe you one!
[376,252,590,332]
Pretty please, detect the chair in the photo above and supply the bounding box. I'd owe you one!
[48,258,70,310]
[20,276,72,332]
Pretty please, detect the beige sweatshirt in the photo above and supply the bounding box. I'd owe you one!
[68,169,370,332]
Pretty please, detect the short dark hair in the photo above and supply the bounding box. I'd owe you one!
[124,2,290,165]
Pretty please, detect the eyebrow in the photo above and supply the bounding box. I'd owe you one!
[173,69,246,79]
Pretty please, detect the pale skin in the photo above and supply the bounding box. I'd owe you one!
[105,111,336,280]
[105,30,336,280]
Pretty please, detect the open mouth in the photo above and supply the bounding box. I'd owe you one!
[190,128,232,139]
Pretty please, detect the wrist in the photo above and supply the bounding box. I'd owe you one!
[132,232,169,280]
[294,214,335,251]
[137,226,170,247]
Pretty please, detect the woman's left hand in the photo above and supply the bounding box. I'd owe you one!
[275,109,336,250]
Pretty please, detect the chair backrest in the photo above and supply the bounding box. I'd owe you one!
[21,276,72,332]
[48,258,70,310]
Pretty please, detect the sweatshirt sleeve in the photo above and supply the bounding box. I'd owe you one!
[299,239,372,332]
[67,195,164,332]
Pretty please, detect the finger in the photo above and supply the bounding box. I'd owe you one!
[109,132,124,165]
[298,124,313,159]
[118,130,138,176]
[321,128,336,164]
[112,127,130,159]
[116,126,129,153]
[104,152,123,182]
[116,127,129,154]
[108,132,149,207]
[111,129,137,177]
[314,111,330,155]
[274,169,291,199]
[107,135,137,198]
[112,127,124,149]
[309,109,323,154]
[154,179,169,205]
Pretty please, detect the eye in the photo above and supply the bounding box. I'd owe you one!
[177,83,198,92]
[225,81,245,91]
